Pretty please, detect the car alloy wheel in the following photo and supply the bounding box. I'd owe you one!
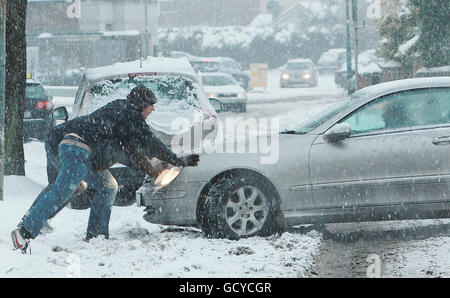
[202,172,284,239]
[225,186,269,237]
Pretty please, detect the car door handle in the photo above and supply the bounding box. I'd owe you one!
[432,136,450,145]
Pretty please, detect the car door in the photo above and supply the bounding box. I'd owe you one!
[309,87,450,209]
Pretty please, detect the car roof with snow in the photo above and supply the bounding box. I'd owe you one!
[352,77,450,100]
[84,57,198,82]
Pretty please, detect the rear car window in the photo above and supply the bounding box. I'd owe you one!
[26,83,47,100]
[85,75,202,114]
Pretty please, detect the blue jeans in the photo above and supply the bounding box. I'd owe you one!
[21,144,118,239]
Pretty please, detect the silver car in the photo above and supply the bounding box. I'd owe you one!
[138,77,450,239]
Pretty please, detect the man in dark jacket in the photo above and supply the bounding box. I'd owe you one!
[11,85,199,253]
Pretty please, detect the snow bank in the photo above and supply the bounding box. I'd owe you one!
[0,177,321,277]
[0,143,322,278]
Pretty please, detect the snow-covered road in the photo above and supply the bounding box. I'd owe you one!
[1,73,449,278]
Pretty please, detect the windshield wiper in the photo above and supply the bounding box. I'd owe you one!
[279,129,304,135]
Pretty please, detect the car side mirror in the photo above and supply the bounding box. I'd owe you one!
[324,123,352,142]
[52,106,69,121]
[208,97,224,113]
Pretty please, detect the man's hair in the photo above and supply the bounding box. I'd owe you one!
[127,85,157,111]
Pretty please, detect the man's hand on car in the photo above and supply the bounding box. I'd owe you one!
[178,154,200,167]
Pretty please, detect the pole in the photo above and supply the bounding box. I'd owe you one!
[352,0,359,92]
[0,0,6,201]
[345,0,352,94]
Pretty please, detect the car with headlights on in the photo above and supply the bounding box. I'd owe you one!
[67,57,220,208]
[189,56,250,90]
[199,72,247,113]
[280,58,319,88]
[137,77,450,240]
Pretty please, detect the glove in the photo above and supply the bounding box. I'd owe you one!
[177,154,200,167]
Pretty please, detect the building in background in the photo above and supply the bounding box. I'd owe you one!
[158,0,260,27]
[26,0,160,85]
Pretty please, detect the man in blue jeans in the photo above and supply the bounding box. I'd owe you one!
[11,85,199,253]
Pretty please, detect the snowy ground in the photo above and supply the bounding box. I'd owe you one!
[1,72,449,278]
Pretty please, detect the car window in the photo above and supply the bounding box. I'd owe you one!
[340,88,450,134]
[286,62,312,70]
[202,75,237,86]
[190,61,220,72]
[221,61,237,70]
[26,83,47,99]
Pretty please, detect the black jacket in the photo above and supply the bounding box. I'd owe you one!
[46,99,183,172]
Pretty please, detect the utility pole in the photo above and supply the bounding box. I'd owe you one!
[352,0,359,92]
[345,0,352,94]
[0,0,6,201]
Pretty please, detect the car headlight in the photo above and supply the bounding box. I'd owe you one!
[281,73,290,80]
[209,93,218,98]
[303,73,312,80]
[237,92,246,98]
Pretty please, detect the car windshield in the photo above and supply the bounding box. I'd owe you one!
[190,61,220,72]
[26,83,47,99]
[293,99,352,133]
[286,62,312,70]
[202,75,237,86]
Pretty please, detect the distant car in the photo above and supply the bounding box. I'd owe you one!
[317,48,348,73]
[280,58,319,88]
[68,57,220,208]
[138,77,450,240]
[23,77,56,140]
[168,51,195,59]
[199,72,248,113]
[188,56,250,90]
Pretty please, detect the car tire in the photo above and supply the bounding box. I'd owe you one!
[239,103,247,113]
[202,173,284,240]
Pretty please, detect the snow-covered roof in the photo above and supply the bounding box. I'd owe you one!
[353,77,450,100]
[416,65,450,74]
[85,57,197,82]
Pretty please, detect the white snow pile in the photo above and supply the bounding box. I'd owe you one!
[0,142,322,278]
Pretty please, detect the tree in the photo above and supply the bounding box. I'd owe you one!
[376,0,450,70]
[5,0,27,175]
[410,0,450,68]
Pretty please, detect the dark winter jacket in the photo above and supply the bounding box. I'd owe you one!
[46,99,183,174]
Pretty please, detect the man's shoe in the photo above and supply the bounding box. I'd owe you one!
[11,228,31,254]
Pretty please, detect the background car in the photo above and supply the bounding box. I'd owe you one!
[68,57,220,208]
[280,58,319,88]
[138,77,450,240]
[317,48,348,74]
[199,72,247,112]
[188,56,250,90]
[23,76,56,140]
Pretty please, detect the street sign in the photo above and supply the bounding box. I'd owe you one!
[250,63,268,88]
